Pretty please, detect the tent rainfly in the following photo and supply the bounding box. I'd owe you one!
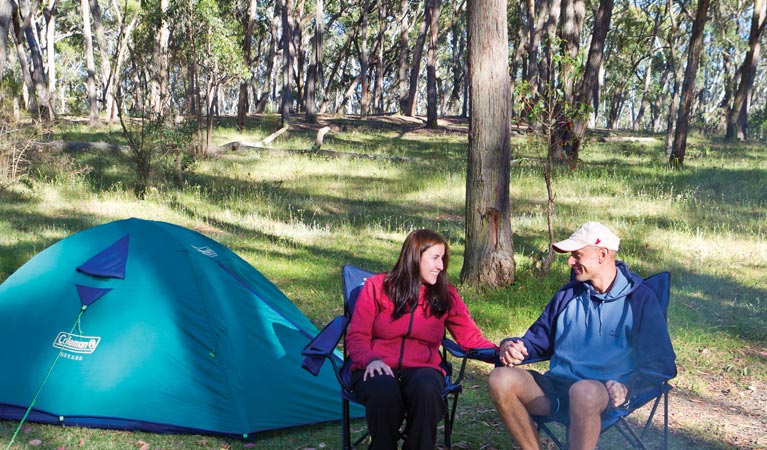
[0,218,360,437]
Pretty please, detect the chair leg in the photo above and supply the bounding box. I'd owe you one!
[641,393,663,439]
[614,419,649,450]
[443,392,459,449]
[537,422,565,450]
[342,399,351,450]
[663,391,669,450]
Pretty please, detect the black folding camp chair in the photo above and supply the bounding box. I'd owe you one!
[531,271,674,450]
[302,264,496,449]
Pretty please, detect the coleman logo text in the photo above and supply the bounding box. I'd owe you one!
[53,332,101,354]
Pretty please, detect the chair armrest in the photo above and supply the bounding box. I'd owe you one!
[441,338,498,363]
[301,315,348,376]
[441,338,500,386]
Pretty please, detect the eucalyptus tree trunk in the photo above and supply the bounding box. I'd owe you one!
[567,0,614,163]
[80,0,98,126]
[359,0,370,116]
[280,0,293,125]
[305,0,324,122]
[0,0,9,75]
[151,0,169,117]
[559,0,584,104]
[725,0,766,141]
[549,0,583,159]
[44,0,56,112]
[320,13,364,113]
[633,3,664,131]
[237,0,258,129]
[540,0,561,87]
[523,0,539,95]
[292,0,304,113]
[112,12,136,118]
[373,0,386,113]
[663,4,681,154]
[255,1,281,113]
[719,47,735,130]
[90,0,114,123]
[425,0,441,127]
[404,0,430,116]
[461,0,515,288]
[651,63,669,132]
[633,60,652,130]
[11,7,37,114]
[18,0,52,120]
[670,0,710,168]
[446,0,465,115]
[397,0,410,113]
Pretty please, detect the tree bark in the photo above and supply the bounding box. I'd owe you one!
[540,0,562,87]
[237,0,258,129]
[446,0,465,115]
[44,0,56,113]
[567,0,614,162]
[426,0,441,127]
[0,0,10,76]
[670,0,710,168]
[663,3,681,154]
[305,0,323,122]
[281,0,293,125]
[559,0,584,104]
[461,0,515,288]
[404,0,430,116]
[398,0,410,114]
[255,1,281,113]
[151,0,169,117]
[725,0,766,141]
[372,0,386,113]
[80,0,99,126]
[549,0,583,159]
[359,0,371,116]
[633,3,663,131]
[18,0,52,120]
[292,0,304,113]
[11,3,37,114]
[89,0,113,122]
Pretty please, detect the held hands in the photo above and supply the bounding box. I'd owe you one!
[364,359,394,381]
[499,339,528,366]
[605,380,628,407]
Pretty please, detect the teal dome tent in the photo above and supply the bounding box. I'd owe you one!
[0,218,360,437]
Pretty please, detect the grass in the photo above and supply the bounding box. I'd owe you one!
[0,115,765,449]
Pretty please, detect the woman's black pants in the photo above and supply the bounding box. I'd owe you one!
[352,367,446,450]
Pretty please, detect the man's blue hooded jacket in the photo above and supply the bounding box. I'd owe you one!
[511,261,676,398]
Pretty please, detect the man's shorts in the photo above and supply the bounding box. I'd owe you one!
[529,370,576,422]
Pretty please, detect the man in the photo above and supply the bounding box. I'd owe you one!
[488,221,676,450]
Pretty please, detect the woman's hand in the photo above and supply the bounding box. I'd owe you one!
[499,339,528,366]
[364,359,394,380]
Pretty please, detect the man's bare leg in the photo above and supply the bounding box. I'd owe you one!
[567,380,609,450]
[488,367,550,450]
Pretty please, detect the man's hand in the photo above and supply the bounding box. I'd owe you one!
[363,359,394,380]
[499,339,528,366]
[605,380,628,407]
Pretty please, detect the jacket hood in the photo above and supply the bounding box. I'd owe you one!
[585,260,642,303]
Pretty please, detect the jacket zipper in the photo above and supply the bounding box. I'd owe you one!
[396,302,418,374]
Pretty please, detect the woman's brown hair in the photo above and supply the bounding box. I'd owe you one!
[384,229,450,319]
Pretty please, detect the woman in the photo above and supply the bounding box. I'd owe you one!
[347,229,498,450]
